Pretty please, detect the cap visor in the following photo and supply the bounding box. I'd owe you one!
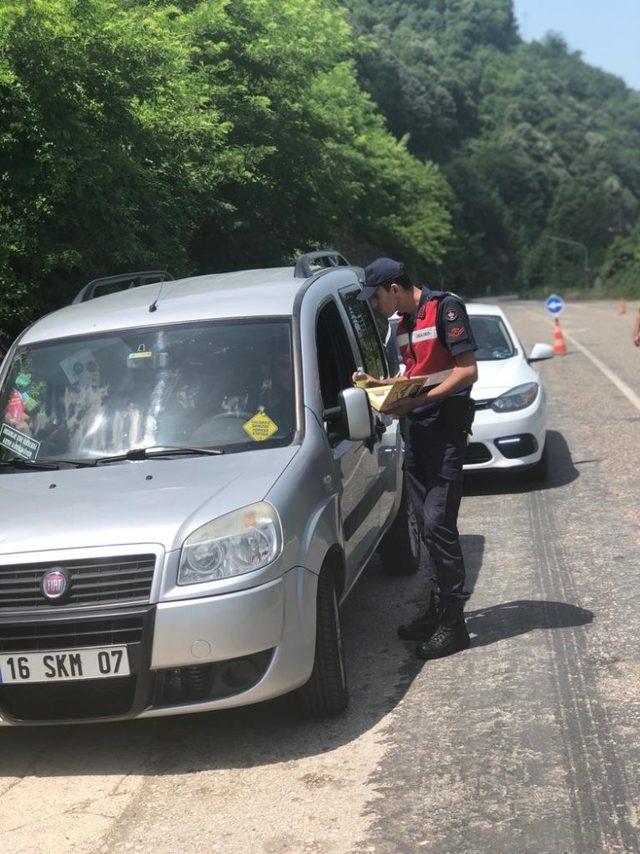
[357,286,377,301]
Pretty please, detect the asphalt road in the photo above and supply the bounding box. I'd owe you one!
[1,300,639,854]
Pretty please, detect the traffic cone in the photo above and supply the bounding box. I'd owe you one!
[618,298,626,315]
[553,318,567,355]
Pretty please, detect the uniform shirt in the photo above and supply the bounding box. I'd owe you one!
[396,288,477,421]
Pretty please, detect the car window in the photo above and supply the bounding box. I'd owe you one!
[316,300,356,411]
[341,291,388,380]
[0,320,295,463]
[468,315,516,361]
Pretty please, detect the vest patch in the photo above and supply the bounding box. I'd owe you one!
[397,297,456,380]
[411,326,437,343]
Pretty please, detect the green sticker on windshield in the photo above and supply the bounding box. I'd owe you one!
[0,423,41,461]
[243,408,278,442]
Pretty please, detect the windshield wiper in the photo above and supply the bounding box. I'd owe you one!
[0,456,98,471]
[95,445,225,465]
[0,456,60,471]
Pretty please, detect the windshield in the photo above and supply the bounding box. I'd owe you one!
[0,320,295,464]
[469,315,515,361]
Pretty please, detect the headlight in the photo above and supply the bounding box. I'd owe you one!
[491,382,539,413]
[178,502,282,585]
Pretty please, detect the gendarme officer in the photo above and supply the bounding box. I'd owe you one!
[356,258,478,659]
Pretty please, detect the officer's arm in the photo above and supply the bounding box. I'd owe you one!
[352,372,397,387]
[384,352,477,415]
[419,352,478,402]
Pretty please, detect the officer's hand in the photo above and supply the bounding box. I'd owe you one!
[386,396,420,418]
[634,334,640,348]
[352,371,378,387]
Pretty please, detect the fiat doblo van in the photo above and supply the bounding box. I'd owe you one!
[0,252,416,724]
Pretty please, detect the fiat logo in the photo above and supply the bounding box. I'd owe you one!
[41,568,69,601]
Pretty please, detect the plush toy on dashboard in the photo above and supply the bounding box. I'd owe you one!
[4,372,40,433]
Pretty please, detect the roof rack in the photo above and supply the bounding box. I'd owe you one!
[72,270,174,304]
[294,250,350,279]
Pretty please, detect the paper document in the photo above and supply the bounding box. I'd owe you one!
[363,370,453,413]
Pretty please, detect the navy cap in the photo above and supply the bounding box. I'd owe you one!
[357,257,405,301]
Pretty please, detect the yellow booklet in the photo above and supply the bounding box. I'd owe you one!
[365,377,428,413]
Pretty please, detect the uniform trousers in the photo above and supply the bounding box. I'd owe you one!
[403,397,470,601]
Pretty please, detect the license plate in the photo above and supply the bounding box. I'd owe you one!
[0,646,130,684]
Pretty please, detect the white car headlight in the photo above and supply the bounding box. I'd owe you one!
[178,502,282,585]
[491,382,539,413]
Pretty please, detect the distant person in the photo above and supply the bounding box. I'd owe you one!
[633,307,640,347]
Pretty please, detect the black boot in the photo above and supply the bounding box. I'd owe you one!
[416,598,470,659]
[398,594,439,641]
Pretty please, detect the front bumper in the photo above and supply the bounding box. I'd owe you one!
[0,567,318,725]
[465,393,547,472]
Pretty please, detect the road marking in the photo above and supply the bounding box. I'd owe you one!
[563,332,640,414]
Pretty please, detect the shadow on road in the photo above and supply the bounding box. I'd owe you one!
[467,599,594,648]
[463,429,578,496]
[0,556,434,779]
[462,534,485,594]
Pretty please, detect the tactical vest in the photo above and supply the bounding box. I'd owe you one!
[396,290,455,381]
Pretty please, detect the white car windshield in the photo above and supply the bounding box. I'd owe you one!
[469,315,515,361]
[0,319,295,464]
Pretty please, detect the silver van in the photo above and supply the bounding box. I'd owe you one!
[0,252,417,724]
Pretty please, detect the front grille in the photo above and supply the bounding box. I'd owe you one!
[0,677,137,721]
[0,555,155,610]
[0,613,144,653]
[465,442,493,465]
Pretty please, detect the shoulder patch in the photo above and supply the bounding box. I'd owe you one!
[447,326,466,339]
[445,308,458,322]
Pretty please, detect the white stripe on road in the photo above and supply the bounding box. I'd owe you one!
[563,331,640,414]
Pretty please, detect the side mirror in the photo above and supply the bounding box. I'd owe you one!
[323,388,374,443]
[528,343,554,363]
[340,387,374,441]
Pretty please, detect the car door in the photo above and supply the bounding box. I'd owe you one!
[315,299,380,584]
[340,288,401,533]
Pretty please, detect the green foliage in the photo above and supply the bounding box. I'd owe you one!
[0,0,231,329]
[0,0,451,333]
[346,0,640,296]
[3,0,639,328]
[601,222,640,297]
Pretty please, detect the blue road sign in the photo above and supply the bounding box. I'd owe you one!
[545,294,565,316]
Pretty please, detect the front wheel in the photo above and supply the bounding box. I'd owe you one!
[378,479,420,576]
[297,567,349,718]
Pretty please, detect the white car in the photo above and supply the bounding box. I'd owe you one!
[465,303,553,477]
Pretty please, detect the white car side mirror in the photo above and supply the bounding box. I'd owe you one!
[528,343,554,363]
[339,387,374,442]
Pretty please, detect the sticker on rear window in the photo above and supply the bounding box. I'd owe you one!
[243,408,279,442]
[0,423,41,461]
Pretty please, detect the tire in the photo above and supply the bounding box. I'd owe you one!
[298,567,349,718]
[378,479,420,576]
[520,445,548,483]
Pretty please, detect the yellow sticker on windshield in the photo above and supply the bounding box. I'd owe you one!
[128,347,153,362]
[243,408,278,442]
